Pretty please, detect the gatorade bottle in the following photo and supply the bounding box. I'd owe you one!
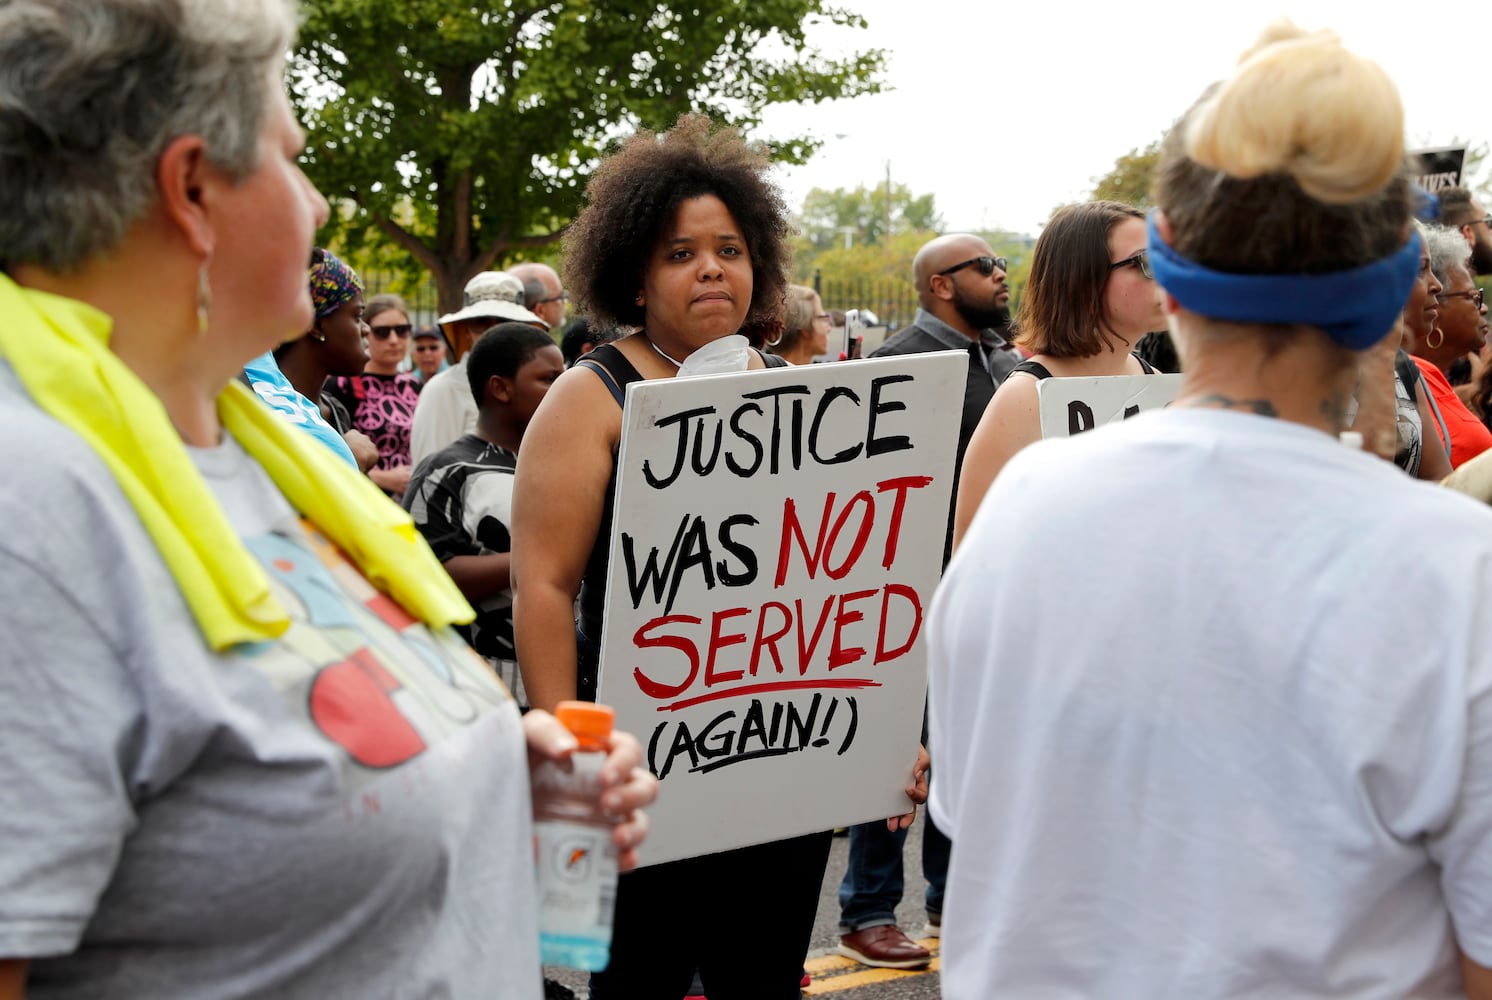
[533,701,619,971]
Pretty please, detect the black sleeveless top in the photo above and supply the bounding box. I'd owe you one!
[570,343,788,683]
[1009,354,1158,380]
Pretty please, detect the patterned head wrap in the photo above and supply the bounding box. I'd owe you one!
[308,248,364,319]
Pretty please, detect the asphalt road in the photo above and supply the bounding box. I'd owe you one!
[543,814,943,999]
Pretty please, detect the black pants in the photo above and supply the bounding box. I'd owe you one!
[587,831,832,1000]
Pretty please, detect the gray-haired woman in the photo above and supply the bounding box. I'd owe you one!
[0,2,654,997]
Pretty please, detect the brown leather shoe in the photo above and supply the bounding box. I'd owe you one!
[837,924,932,970]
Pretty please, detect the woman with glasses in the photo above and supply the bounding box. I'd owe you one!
[1402,224,1492,467]
[326,291,423,496]
[951,199,1164,547]
[769,284,833,366]
[1363,226,1455,480]
[932,24,1492,997]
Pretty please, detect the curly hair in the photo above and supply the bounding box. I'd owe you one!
[564,114,792,331]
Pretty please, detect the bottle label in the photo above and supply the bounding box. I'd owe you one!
[536,819,618,970]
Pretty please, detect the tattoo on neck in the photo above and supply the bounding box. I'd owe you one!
[1320,389,1350,432]
[1189,393,1279,418]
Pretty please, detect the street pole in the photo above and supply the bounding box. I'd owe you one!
[884,160,892,256]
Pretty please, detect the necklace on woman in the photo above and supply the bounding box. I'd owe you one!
[645,336,687,368]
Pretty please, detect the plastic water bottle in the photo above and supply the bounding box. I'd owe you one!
[533,701,619,971]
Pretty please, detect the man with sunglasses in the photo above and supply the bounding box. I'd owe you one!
[1439,187,1492,276]
[872,234,1021,507]
[836,233,1019,972]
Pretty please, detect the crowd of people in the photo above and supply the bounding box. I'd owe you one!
[2,1,1491,999]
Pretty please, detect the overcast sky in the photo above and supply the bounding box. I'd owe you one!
[758,1,1486,236]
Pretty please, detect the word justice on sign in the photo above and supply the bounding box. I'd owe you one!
[639,375,916,489]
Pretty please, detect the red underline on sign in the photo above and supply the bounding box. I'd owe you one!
[656,678,883,712]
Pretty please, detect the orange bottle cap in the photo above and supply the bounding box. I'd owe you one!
[554,701,615,746]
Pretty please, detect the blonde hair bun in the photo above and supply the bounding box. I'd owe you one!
[1184,22,1403,205]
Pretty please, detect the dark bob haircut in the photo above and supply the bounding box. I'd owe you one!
[1015,200,1145,358]
[563,114,792,331]
[466,322,556,406]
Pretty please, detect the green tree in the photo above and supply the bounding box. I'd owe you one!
[291,0,886,312]
[796,182,943,254]
[809,228,929,328]
[1089,138,1164,208]
[793,183,944,287]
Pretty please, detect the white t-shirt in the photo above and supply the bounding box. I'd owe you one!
[0,363,541,999]
[410,360,477,468]
[929,408,1492,999]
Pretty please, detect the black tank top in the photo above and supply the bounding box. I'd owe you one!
[1009,354,1158,380]
[571,343,788,639]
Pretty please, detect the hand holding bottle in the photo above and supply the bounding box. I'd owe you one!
[524,706,658,872]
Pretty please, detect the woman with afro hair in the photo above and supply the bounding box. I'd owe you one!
[511,115,833,999]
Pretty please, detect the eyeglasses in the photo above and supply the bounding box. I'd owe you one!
[413,341,444,351]
[538,291,569,304]
[369,324,412,340]
[1470,215,1492,229]
[1438,288,1486,307]
[937,255,1007,278]
[1109,250,1153,280]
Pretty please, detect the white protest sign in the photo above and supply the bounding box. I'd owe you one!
[599,352,964,866]
[1037,373,1183,438]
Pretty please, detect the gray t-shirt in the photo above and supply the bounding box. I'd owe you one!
[0,364,541,999]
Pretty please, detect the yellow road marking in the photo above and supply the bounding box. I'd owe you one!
[804,957,941,994]
[804,953,864,974]
[802,939,940,994]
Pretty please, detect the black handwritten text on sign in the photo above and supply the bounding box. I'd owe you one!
[602,353,964,866]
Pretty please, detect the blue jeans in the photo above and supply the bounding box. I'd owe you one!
[837,810,949,933]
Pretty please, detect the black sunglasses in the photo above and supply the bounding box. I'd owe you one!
[1438,288,1486,308]
[937,255,1007,278]
[369,324,412,340]
[1109,250,1153,280]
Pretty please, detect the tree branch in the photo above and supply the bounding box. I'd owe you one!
[372,214,440,275]
[471,224,569,276]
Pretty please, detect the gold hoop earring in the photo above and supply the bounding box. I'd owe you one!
[1427,327,1445,350]
[196,259,212,335]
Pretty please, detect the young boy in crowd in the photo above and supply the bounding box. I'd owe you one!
[404,322,565,706]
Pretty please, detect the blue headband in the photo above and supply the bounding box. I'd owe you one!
[1145,213,1422,351]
